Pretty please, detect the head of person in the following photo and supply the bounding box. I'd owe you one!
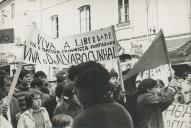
[25,90,42,109]
[138,78,157,94]
[52,114,73,128]
[0,70,11,99]
[119,54,132,71]
[56,75,66,86]
[30,78,44,90]
[109,70,118,86]
[156,79,165,88]
[62,82,75,100]
[70,61,111,107]
[55,84,64,99]
[56,71,66,84]
[68,61,103,81]
[34,71,46,84]
[19,69,31,88]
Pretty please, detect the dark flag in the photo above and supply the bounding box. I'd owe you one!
[124,29,169,80]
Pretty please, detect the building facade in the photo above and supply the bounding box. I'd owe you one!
[0,0,190,77]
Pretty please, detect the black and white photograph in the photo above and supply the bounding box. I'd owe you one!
[0,0,190,128]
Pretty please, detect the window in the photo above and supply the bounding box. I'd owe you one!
[78,5,91,33]
[1,10,5,24]
[11,3,15,19]
[118,0,129,23]
[50,15,59,39]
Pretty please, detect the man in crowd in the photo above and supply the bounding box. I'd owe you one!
[14,69,31,112]
[68,61,134,128]
[137,78,177,128]
[53,82,82,119]
[34,71,50,94]
[0,70,21,128]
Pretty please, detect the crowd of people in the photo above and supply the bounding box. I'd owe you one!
[0,61,190,128]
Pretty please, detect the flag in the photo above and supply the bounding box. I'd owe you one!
[124,29,169,80]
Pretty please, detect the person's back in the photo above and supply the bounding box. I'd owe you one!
[137,92,164,128]
[72,101,133,128]
[69,61,133,128]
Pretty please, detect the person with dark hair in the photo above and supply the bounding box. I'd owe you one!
[70,61,133,128]
[53,82,82,119]
[34,71,46,81]
[109,69,119,86]
[109,70,123,102]
[0,70,21,128]
[30,78,50,106]
[14,69,31,112]
[17,90,52,128]
[137,78,177,128]
[34,71,50,94]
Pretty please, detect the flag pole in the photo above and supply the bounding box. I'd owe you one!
[5,63,22,106]
[111,25,126,103]
[146,0,151,79]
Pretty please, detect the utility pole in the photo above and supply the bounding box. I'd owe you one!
[146,0,151,78]
[146,0,150,43]
[190,0,191,34]
[40,0,43,32]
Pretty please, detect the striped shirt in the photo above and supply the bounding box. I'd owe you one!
[13,87,30,112]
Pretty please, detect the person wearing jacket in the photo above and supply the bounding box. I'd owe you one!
[17,90,52,128]
[0,115,13,128]
[137,78,176,128]
[68,61,134,128]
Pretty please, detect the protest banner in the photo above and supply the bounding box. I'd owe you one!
[136,64,174,86]
[23,25,117,67]
[163,103,191,128]
[0,28,14,44]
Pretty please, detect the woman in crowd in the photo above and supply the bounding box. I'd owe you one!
[17,90,52,128]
